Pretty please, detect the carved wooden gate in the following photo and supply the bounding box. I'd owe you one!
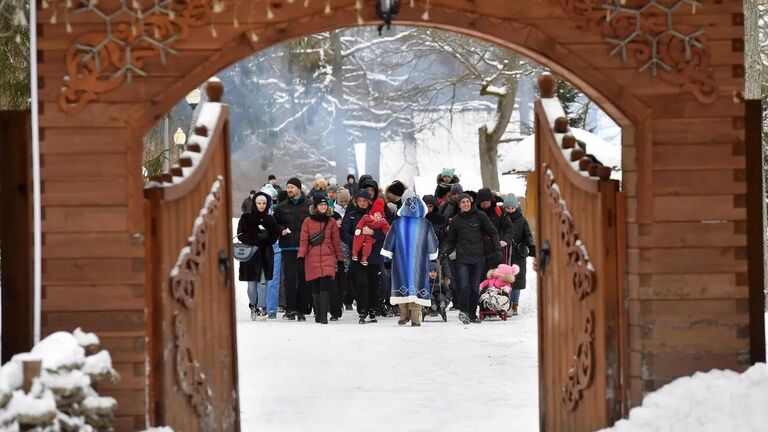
[535,74,626,432]
[144,80,239,431]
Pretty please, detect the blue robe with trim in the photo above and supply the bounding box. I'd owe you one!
[381,194,439,306]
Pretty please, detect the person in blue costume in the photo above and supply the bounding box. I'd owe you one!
[380,191,439,327]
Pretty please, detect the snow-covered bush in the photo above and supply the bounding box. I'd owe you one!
[0,328,120,431]
[602,363,768,432]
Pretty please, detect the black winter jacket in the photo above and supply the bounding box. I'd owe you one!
[237,192,280,282]
[434,174,460,200]
[340,203,386,264]
[273,192,311,249]
[505,210,535,262]
[441,208,501,265]
[479,203,512,267]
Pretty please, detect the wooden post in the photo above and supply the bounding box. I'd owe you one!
[22,360,42,392]
[0,111,34,362]
[745,99,766,364]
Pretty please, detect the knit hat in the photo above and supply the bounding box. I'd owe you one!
[355,189,372,202]
[503,193,519,209]
[429,261,438,273]
[477,187,494,204]
[371,199,386,217]
[441,168,455,178]
[456,193,471,204]
[287,177,302,190]
[268,174,276,181]
[387,180,406,198]
[327,184,339,193]
[337,188,351,202]
[450,183,463,194]
[313,194,329,207]
[260,184,278,200]
[494,264,520,277]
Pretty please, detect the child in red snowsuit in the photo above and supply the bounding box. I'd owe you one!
[352,198,390,266]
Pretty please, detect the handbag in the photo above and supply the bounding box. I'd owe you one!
[308,221,328,246]
[232,233,258,262]
[511,237,530,259]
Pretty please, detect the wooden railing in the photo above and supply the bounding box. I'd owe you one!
[535,73,626,431]
[144,78,239,431]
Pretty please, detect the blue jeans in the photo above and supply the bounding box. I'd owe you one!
[455,261,484,319]
[265,250,281,314]
[510,288,521,304]
[247,281,258,307]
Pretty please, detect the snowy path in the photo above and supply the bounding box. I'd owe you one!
[235,265,540,432]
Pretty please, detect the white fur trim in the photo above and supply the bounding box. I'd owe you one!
[390,296,431,307]
[380,249,393,259]
[429,252,438,260]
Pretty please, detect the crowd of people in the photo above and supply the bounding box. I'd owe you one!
[236,169,535,325]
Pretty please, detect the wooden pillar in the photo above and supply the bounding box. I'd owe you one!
[0,110,34,362]
[745,99,766,363]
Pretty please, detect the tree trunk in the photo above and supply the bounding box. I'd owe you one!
[478,125,499,191]
[329,30,350,183]
[478,70,520,191]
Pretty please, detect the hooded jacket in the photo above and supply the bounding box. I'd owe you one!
[434,173,461,200]
[237,192,280,282]
[422,194,446,240]
[298,204,344,281]
[273,191,311,249]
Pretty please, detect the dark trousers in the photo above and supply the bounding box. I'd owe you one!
[456,261,485,319]
[282,250,308,314]
[448,259,460,308]
[311,277,332,323]
[351,261,380,316]
[331,270,346,318]
[343,271,355,307]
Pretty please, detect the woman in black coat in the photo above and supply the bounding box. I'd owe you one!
[501,194,535,316]
[237,191,280,320]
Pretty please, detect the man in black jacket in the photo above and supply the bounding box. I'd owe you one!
[273,177,312,321]
[440,193,501,324]
[476,187,512,272]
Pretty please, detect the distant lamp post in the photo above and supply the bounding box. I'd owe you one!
[173,127,187,153]
[376,0,400,34]
[185,88,202,111]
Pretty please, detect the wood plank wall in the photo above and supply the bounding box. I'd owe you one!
[33,0,751,428]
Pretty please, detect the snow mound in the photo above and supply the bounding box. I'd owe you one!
[601,363,768,432]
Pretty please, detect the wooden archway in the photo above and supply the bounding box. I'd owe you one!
[31,1,762,430]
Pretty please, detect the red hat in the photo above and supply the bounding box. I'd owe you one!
[371,199,386,217]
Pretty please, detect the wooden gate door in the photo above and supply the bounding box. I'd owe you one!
[144,80,239,431]
[534,75,625,432]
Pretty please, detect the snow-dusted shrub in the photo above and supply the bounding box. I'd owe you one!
[0,327,121,431]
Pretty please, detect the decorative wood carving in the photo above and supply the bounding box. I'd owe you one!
[562,311,595,411]
[59,0,215,113]
[552,0,718,104]
[169,176,223,308]
[173,313,213,417]
[544,166,596,300]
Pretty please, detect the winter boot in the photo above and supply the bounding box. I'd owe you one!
[368,311,377,323]
[249,304,257,321]
[282,311,296,321]
[439,307,447,322]
[397,304,410,325]
[297,314,307,322]
[359,315,367,324]
[317,291,330,324]
[267,312,277,319]
[458,311,470,325]
[409,303,422,327]
[511,303,519,316]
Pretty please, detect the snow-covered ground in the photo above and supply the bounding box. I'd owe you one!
[235,260,540,432]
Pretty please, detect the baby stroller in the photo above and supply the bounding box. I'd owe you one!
[422,260,450,322]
